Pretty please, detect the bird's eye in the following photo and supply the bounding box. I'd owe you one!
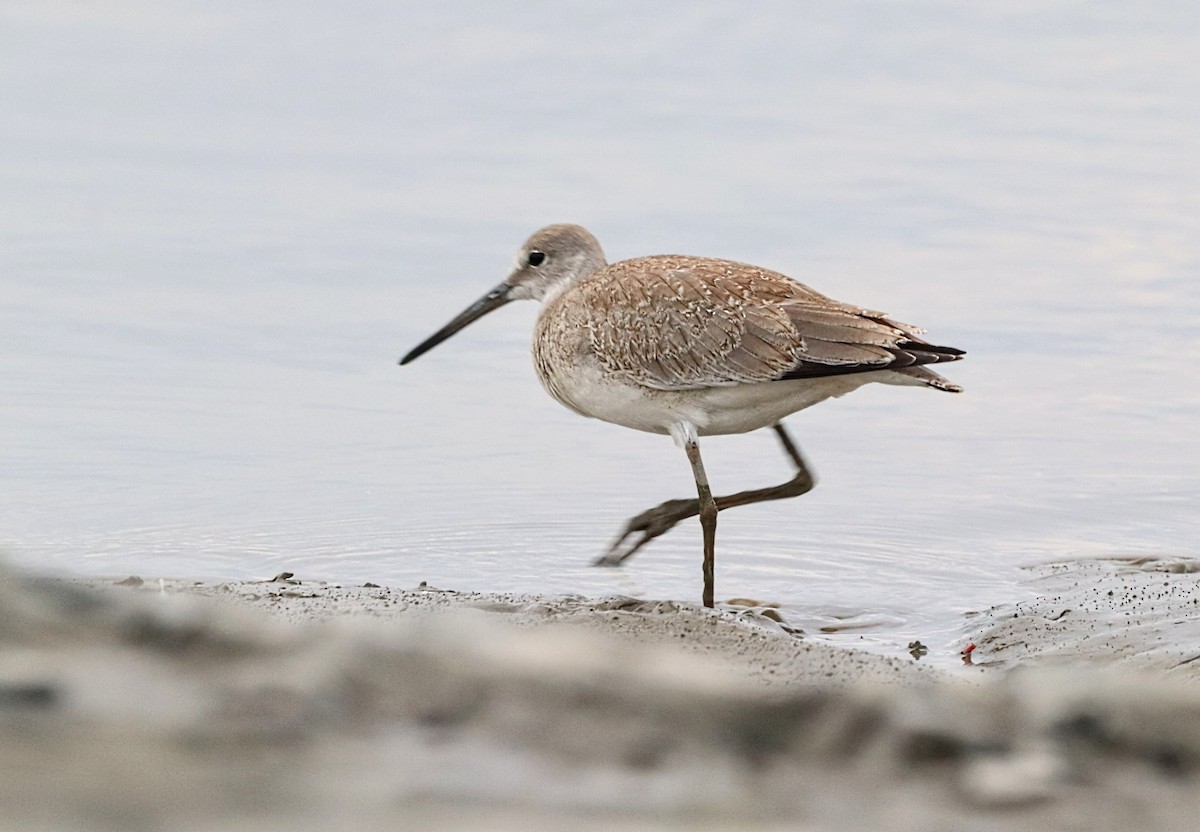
[527,250,546,267]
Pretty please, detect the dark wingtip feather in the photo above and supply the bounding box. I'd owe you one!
[778,340,965,382]
[888,341,966,367]
[896,341,965,359]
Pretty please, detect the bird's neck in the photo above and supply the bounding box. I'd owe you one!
[538,253,607,306]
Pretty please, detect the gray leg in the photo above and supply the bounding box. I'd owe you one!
[596,423,816,568]
[683,436,718,608]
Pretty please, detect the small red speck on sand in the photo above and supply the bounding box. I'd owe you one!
[960,643,976,666]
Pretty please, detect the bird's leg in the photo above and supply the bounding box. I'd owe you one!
[683,436,718,608]
[596,423,816,568]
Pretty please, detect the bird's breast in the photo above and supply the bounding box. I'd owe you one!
[531,306,673,434]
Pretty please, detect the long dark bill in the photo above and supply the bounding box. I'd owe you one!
[399,283,514,365]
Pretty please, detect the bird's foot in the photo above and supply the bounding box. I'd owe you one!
[593,497,699,567]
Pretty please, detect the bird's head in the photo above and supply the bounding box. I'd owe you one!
[399,224,606,365]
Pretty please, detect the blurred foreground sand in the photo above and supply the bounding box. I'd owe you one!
[3,558,1200,831]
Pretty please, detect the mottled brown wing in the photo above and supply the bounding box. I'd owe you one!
[577,256,962,391]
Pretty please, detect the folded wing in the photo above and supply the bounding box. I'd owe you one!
[577,256,964,392]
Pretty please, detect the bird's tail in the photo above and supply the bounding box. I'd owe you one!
[889,365,963,392]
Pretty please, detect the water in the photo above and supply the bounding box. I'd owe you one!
[2,2,1197,664]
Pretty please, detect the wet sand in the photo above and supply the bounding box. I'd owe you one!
[3,558,1200,831]
[967,556,1200,676]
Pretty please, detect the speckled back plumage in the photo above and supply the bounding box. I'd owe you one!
[536,253,963,395]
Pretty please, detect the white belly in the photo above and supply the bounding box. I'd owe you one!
[537,358,874,437]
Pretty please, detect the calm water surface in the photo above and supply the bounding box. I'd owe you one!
[2,2,1197,664]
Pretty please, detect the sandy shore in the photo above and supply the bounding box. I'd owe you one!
[3,557,1200,830]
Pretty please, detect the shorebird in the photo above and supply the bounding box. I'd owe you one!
[400,224,964,608]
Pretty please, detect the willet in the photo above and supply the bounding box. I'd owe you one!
[400,224,964,608]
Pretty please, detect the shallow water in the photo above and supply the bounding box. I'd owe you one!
[2,2,1197,665]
